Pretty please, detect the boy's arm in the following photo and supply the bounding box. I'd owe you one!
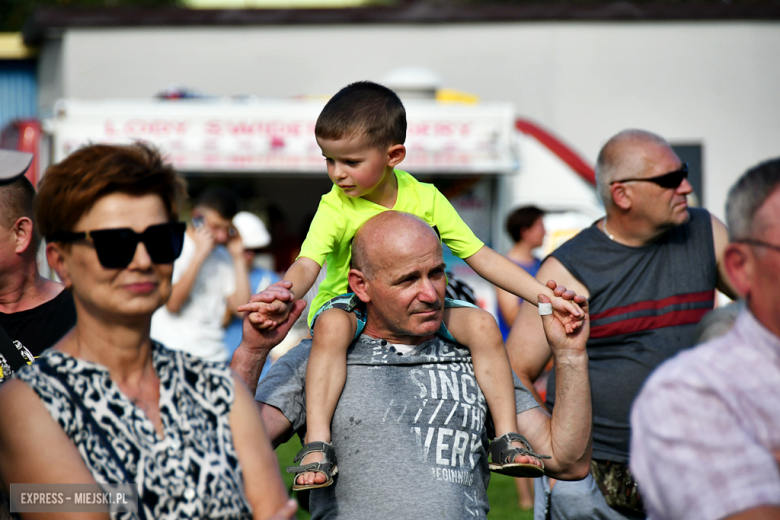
[464,246,584,331]
[284,257,322,301]
[465,246,552,305]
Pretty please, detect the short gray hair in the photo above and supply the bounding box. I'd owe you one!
[595,129,669,206]
[350,235,375,279]
[726,158,780,240]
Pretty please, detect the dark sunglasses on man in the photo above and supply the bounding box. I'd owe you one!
[611,163,688,189]
[50,222,186,270]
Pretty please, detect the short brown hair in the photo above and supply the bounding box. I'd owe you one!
[0,175,39,250]
[505,205,545,243]
[315,81,406,149]
[35,143,187,241]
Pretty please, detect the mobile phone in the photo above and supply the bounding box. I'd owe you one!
[192,215,204,229]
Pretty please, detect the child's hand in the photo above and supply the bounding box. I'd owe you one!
[545,280,588,335]
[538,293,589,356]
[237,281,297,330]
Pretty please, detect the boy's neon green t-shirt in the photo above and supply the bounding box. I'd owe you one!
[299,169,485,325]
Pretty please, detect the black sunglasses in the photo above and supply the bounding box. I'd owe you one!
[611,163,689,189]
[51,222,186,269]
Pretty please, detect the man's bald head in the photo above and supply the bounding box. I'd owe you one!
[595,129,671,207]
[351,212,441,278]
[349,211,447,343]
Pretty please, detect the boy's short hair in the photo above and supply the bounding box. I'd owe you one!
[315,81,406,149]
[505,205,545,243]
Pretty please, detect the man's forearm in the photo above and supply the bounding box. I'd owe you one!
[230,344,270,396]
[259,403,295,449]
[548,351,592,478]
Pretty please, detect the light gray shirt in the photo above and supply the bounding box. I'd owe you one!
[631,309,780,520]
[256,334,539,520]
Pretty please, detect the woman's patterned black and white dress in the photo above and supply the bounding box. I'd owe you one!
[14,342,253,519]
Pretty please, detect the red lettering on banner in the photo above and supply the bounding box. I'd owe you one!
[204,120,307,137]
[407,122,473,137]
[205,120,222,136]
[229,121,255,135]
[121,119,187,136]
[435,123,453,136]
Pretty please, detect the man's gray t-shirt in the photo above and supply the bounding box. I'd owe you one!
[256,334,540,520]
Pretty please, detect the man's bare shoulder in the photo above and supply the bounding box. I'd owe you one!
[537,257,589,299]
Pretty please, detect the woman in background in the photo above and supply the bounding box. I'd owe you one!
[0,143,291,520]
[496,205,546,511]
[496,206,546,339]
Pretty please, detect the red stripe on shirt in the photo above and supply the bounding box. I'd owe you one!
[590,290,715,321]
[590,308,712,339]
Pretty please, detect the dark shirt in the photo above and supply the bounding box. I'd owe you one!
[0,289,76,384]
[548,208,717,463]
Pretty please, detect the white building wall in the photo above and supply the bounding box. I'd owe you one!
[43,21,780,219]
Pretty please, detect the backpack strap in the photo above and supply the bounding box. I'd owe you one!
[0,325,28,374]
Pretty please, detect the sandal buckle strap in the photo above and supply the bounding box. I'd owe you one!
[491,432,552,464]
[286,462,332,475]
[292,441,334,463]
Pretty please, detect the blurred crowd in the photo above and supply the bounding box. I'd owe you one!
[0,93,778,520]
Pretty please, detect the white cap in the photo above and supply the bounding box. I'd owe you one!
[233,211,271,249]
[0,150,33,184]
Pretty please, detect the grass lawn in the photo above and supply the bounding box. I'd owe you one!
[276,437,535,520]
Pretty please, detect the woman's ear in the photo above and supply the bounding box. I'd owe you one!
[46,242,72,289]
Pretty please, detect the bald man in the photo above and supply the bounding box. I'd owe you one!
[508,130,737,519]
[231,211,592,520]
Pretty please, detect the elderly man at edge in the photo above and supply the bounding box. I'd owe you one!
[231,211,592,519]
[508,129,737,519]
[630,158,780,520]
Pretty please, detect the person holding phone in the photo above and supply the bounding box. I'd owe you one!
[151,186,251,362]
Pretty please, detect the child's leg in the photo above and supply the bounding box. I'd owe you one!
[444,306,542,470]
[298,308,357,486]
[444,306,518,438]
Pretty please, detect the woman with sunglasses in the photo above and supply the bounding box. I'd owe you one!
[0,143,293,519]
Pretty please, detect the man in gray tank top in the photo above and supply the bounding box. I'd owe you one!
[232,211,594,519]
[507,130,737,520]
